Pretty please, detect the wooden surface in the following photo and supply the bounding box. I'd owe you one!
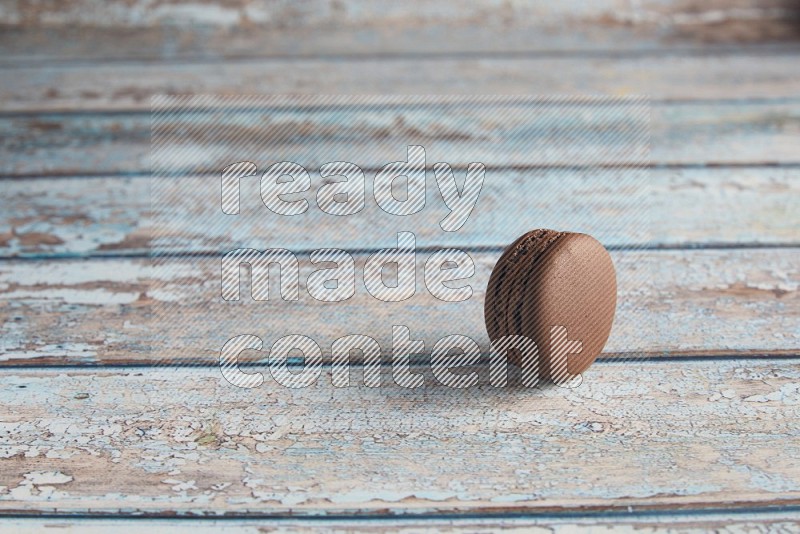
[3,53,800,112]
[3,0,799,59]
[1,359,800,516]
[4,512,800,533]
[2,167,798,258]
[0,0,799,529]
[4,101,800,178]
[1,249,797,366]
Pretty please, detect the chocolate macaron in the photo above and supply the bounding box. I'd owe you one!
[484,230,616,381]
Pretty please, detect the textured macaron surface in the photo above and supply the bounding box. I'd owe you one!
[484,230,616,379]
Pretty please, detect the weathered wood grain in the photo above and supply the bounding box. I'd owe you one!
[1,359,799,515]
[2,101,800,177]
[2,0,799,64]
[2,52,800,112]
[3,0,795,33]
[0,0,675,28]
[1,0,796,525]
[1,167,798,258]
[6,32,800,69]
[3,512,800,532]
[0,249,797,366]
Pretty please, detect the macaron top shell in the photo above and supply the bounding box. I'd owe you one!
[484,230,616,379]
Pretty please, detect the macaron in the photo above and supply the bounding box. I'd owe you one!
[484,229,616,381]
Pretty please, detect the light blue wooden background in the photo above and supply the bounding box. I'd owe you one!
[0,1,799,531]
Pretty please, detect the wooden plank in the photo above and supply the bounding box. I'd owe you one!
[0,249,797,366]
[2,0,793,33]
[3,512,800,531]
[2,52,800,112]
[2,0,799,63]
[0,0,670,28]
[2,100,800,177]
[1,358,799,515]
[6,30,800,67]
[1,167,798,258]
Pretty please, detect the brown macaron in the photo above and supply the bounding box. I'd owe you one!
[484,230,616,380]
